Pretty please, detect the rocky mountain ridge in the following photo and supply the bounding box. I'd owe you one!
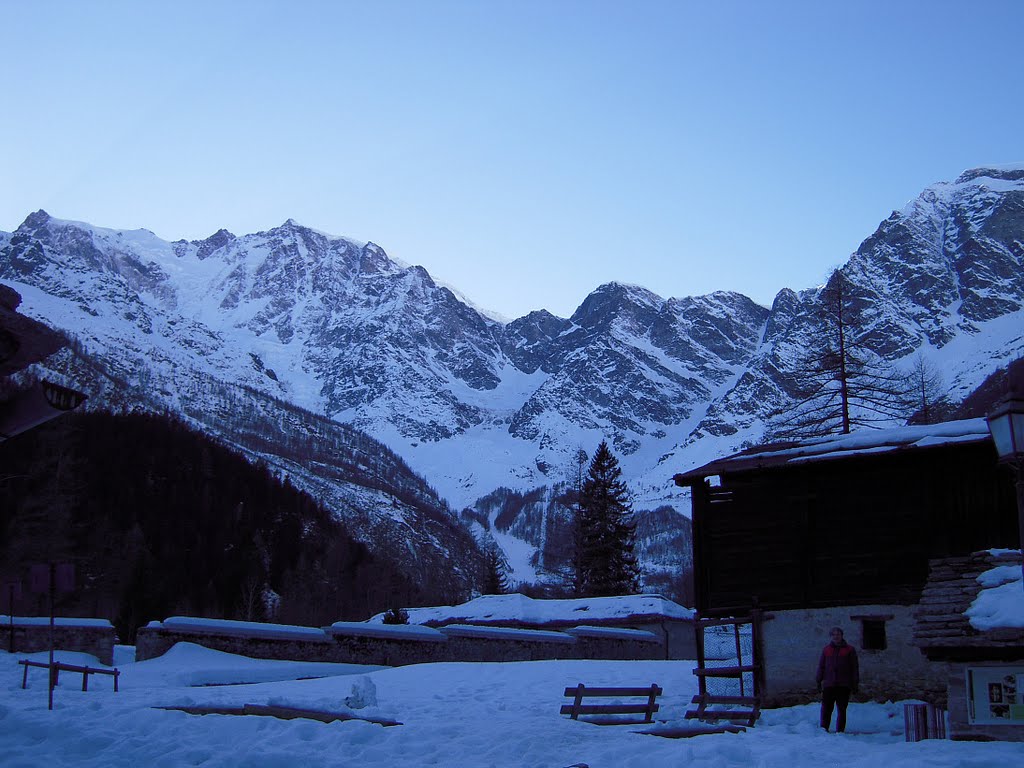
[2,165,1023,592]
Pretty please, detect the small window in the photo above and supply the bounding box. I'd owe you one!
[861,619,887,650]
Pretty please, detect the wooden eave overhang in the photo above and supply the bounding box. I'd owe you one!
[674,419,993,488]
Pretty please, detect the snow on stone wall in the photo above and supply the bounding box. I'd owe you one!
[1,617,115,665]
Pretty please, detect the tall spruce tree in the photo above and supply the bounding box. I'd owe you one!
[482,544,510,595]
[569,447,588,596]
[772,268,910,438]
[574,441,640,597]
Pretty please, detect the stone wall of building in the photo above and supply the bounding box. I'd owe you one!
[2,618,116,665]
[761,605,947,706]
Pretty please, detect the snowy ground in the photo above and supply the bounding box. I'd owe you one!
[1,644,1020,767]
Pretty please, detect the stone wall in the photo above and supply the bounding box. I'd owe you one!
[641,620,696,660]
[135,618,667,666]
[437,625,576,662]
[761,605,948,706]
[135,625,336,664]
[1,618,116,665]
[564,627,664,661]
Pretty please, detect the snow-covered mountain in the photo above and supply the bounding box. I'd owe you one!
[663,166,1024,463]
[2,166,1023,592]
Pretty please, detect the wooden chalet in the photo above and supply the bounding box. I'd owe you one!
[674,419,1020,708]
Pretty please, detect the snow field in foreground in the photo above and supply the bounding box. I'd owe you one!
[0,643,1020,768]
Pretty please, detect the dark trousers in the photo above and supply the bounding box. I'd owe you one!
[820,686,851,732]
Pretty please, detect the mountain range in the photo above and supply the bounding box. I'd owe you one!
[2,165,1023,595]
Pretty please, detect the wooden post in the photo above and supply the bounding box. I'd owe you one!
[694,615,707,702]
[571,684,585,719]
[48,562,55,711]
[734,622,745,697]
[645,685,660,723]
[751,604,766,702]
[6,584,14,654]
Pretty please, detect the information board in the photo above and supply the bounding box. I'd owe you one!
[967,666,1024,724]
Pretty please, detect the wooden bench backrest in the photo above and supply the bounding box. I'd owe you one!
[560,683,662,723]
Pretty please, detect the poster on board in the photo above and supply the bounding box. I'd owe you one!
[968,667,1024,724]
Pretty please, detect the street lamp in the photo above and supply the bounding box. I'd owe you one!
[0,380,87,441]
[985,358,1024,587]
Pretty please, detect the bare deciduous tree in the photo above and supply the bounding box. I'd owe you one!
[772,269,911,439]
[907,351,946,425]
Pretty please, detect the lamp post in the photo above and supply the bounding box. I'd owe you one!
[985,358,1024,587]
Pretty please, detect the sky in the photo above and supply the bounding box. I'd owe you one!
[2,1,1023,320]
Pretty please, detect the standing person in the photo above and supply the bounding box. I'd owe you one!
[815,626,859,732]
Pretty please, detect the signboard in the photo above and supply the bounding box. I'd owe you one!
[967,667,1024,724]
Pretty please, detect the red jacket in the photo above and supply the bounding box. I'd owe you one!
[816,641,859,688]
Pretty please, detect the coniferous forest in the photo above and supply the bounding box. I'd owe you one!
[0,410,423,641]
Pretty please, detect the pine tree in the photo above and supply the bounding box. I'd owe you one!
[772,269,910,438]
[569,447,588,595]
[482,545,510,595]
[574,441,640,597]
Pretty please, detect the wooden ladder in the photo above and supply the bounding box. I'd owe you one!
[685,614,763,727]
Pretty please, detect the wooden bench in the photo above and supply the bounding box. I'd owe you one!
[20,659,120,692]
[560,683,662,724]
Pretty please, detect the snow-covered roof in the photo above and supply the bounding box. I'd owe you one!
[966,551,1024,631]
[676,418,992,482]
[367,593,694,627]
[155,617,330,643]
[915,550,1024,654]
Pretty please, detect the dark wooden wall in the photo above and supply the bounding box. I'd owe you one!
[692,441,1020,616]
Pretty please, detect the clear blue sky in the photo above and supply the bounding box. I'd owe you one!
[2,1,1022,319]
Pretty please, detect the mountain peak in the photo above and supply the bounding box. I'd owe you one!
[20,209,52,230]
[192,228,236,259]
[955,165,1024,185]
